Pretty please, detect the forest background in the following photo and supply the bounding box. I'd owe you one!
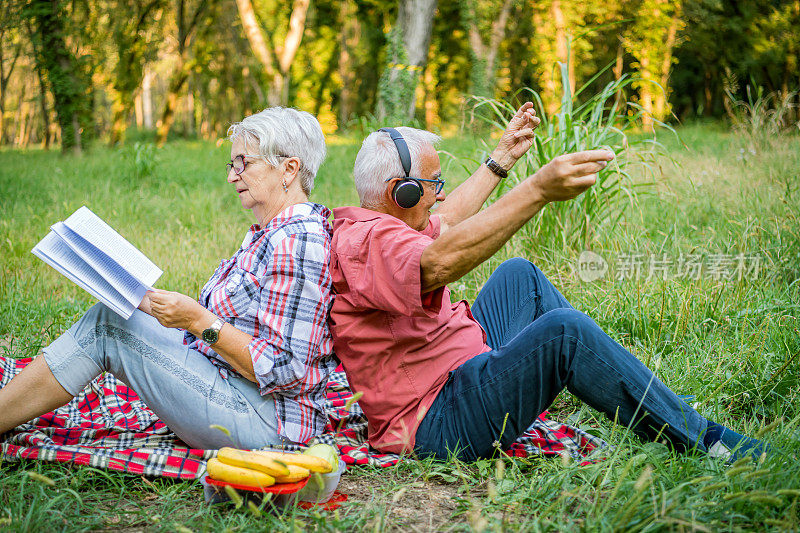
[1,0,799,150]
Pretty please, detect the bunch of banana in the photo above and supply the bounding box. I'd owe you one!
[205,446,335,488]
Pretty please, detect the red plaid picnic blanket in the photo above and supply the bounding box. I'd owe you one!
[1,356,606,479]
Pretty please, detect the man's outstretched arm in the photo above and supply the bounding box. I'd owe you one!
[420,150,615,293]
[433,103,540,232]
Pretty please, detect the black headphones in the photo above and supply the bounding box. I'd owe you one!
[379,127,425,209]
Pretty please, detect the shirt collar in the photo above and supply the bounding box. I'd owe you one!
[243,202,331,246]
[252,202,329,232]
[332,206,434,233]
[333,206,398,224]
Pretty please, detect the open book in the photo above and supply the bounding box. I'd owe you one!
[32,206,162,319]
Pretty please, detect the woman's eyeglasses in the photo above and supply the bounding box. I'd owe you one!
[226,153,296,175]
[226,154,262,175]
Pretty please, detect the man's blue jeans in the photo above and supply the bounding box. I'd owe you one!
[414,258,707,461]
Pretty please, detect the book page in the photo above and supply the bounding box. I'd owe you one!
[63,206,162,287]
[51,222,148,307]
[32,232,135,319]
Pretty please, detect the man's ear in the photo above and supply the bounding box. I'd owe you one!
[384,178,399,205]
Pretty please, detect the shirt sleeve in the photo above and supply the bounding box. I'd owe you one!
[344,217,445,317]
[248,230,333,396]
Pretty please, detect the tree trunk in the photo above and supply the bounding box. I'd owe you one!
[34,57,51,149]
[613,37,625,102]
[0,29,22,146]
[378,0,438,121]
[613,38,624,81]
[29,0,89,154]
[272,0,310,105]
[235,0,279,105]
[105,0,162,145]
[654,11,680,120]
[142,66,153,129]
[109,100,128,145]
[313,40,339,119]
[640,55,653,129]
[423,61,438,129]
[22,103,34,147]
[484,0,513,81]
[134,93,143,127]
[156,56,190,146]
[337,0,359,128]
[399,0,437,119]
[235,0,310,106]
[185,89,195,135]
[464,0,512,99]
[551,0,574,96]
[156,0,210,145]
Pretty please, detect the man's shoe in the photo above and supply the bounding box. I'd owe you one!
[705,422,771,463]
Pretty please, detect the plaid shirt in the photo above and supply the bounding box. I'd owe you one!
[184,202,335,443]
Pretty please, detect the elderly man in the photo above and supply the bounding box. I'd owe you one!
[329,103,766,462]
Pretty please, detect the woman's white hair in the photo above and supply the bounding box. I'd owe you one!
[353,127,441,208]
[227,107,326,195]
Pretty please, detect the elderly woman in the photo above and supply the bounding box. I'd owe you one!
[0,107,334,449]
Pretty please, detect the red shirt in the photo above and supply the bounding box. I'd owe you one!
[329,206,491,453]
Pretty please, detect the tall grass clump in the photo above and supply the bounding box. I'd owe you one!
[471,61,671,250]
[725,84,799,142]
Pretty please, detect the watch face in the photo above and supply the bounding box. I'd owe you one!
[202,328,219,344]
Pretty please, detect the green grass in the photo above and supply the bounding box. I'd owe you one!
[1,124,799,531]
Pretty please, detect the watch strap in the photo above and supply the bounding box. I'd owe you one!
[484,156,509,179]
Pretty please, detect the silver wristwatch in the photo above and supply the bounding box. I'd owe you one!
[202,317,225,345]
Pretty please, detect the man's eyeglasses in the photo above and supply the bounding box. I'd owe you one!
[385,177,445,194]
[226,153,295,175]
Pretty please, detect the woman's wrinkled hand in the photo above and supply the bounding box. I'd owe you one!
[529,150,616,203]
[141,289,205,331]
[491,102,541,169]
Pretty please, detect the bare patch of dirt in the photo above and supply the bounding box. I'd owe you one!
[338,474,464,531]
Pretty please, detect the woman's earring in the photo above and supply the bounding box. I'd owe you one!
[282,179,288,192]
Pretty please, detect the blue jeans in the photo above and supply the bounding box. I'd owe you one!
[414,258,707,461]
[42,303,285,450]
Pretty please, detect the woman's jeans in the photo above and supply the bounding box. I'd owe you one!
[414,258,707,461]
[41,303,285,450]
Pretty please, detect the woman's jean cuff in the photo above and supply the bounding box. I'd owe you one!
[42,329,103,396]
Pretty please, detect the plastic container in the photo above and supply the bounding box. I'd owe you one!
[202,475,309,510]
[297,458,346,503]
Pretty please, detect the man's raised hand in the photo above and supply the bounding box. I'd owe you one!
[530,150,615,203]
[491,102,541,169]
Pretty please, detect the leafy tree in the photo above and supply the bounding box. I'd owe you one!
[106,0,165,145]
[235,0,312,106]
[622,0,683,126]
[0,3,24,145]
[155,0,212,146]
[26,0,94,153]
[460,0,514,100]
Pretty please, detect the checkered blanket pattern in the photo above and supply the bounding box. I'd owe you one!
[1,357,606,478]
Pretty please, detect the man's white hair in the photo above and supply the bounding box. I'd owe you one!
[227,107,326,195]
[354,127,441,208]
